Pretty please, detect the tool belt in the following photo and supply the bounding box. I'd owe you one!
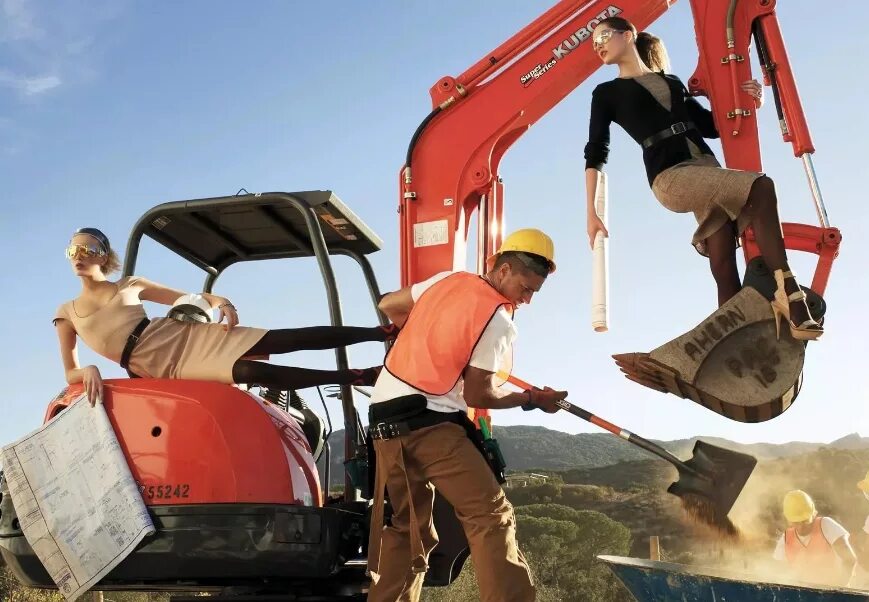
[120,317,150,379]
[367,395,505,483]
[641,121,696,149]
[369,395,464,440]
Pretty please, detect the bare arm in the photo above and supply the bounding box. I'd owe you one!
[834,537,858,581]
[463,367,565,412]
[586,167,609,249]
[137,277,199,306]
[586,167,600,219]
[136,276,237,328]
[463,367,532,410]
[56,319,83,383]
[55,319,103,404]
[378,286,414,327]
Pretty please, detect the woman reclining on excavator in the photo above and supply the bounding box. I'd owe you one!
[53,227,395,405]
[584,16,822,341]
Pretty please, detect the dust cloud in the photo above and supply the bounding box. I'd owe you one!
[671,458,869,592]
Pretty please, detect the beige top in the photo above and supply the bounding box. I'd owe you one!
[54,277,150,362]
[54,276,266,383]
[633,72,719,166]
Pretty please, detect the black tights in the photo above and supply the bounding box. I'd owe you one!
[231,325,387,389]
[705,176,812,323]
[706,220,741,307]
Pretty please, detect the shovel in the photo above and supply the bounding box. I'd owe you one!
[505,375,757,531]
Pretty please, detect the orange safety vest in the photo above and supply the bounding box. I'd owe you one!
[784,517,844,586]
[385,272,514,396]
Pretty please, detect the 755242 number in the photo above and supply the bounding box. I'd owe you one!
[142,484,190,500]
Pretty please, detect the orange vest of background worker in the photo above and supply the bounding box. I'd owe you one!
[851,470,869,588]
[366,229,567,602]
[773,490,856,588]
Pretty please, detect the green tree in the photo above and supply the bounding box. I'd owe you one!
[421,504,632,601]
[517,504,632,602]
[505,481,564,506]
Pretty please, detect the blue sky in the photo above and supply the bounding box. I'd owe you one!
[0,0,866,448]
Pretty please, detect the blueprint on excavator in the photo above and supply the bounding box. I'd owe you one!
[1,394,155,601]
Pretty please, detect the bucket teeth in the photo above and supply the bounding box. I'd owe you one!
[614,354,680,396]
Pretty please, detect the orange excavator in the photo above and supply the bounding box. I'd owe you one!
[0,0,840,600]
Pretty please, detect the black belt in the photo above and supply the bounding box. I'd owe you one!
[641,121,696,149]
[369,409,464,441]
[120,317,151,378]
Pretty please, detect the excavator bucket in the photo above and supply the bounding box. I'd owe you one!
[667,439,757,531]
[614,286,807,423]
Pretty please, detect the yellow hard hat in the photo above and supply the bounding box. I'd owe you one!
[486,228,556,273]
[783,490,816,523]
[857,470,869,492]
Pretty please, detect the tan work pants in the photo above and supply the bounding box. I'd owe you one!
[367,422,535,602]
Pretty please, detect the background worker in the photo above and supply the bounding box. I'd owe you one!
[773,489,856,588]
[851,471,869,588]
[366,228,566,602]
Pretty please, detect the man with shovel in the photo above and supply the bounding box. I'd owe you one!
[365,228,566,602]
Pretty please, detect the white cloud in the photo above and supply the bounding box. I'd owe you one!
[21,74,60,95]
[0,69,61,96]
[0,0,127,101]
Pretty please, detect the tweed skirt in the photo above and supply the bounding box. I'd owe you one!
[651,156,763,256]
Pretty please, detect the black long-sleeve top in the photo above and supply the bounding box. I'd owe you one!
[583,73,720,186]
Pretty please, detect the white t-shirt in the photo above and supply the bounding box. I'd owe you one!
[370,271,516,413]
[772,517,849,561]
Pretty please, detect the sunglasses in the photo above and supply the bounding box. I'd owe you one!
[592,29,628,48]
[65,243,107,260]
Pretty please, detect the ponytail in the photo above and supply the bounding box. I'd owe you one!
[597,17,670,73]
[636,31,670,73]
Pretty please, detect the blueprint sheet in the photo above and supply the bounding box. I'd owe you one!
[1,394,155,600]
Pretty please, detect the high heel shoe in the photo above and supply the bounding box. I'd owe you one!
[770,269,823,341]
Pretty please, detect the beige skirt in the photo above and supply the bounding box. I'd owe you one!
[651,156,763,256]
[127,317,267,384]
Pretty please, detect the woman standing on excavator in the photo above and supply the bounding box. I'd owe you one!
[54,227,394,405]
[584,16,822,340]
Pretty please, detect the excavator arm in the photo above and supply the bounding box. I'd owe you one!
[398,0,839,294]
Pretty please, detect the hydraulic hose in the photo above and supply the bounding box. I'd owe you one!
[403,107,442,187]
[752,19,787,136]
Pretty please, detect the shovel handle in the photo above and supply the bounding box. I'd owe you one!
[507,375,629,436]
[506,375,702,478]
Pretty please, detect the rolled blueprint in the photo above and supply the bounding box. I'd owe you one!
[591,171,609,332]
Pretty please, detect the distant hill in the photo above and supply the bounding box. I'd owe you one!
[316,426,867,486]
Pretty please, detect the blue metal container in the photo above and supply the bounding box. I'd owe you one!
[599,555,869,601]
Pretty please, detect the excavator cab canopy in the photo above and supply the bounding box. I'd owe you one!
[122,190,383,291]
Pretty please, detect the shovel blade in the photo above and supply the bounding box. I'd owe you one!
[667,440,757,519]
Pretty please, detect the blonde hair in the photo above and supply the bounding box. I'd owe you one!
[598,17,671,73]
[636,31,670,73]
[102,248,121,275]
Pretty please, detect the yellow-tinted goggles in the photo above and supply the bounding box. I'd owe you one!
[65,243,106,260]
[592,28,628,48]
